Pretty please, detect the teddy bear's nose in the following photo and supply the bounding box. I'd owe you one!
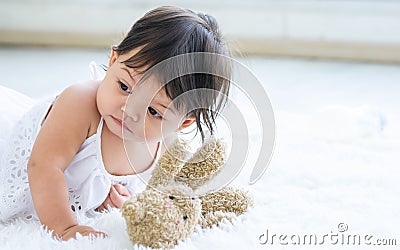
[163,200,171,209]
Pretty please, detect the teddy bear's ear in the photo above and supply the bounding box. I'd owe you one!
[148,137,191,189]
[121,200,145,224]
[175,136,226,191]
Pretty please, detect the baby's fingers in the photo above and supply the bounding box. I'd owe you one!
[113,184,131,198]
[109,186,127,208]
[60,225,108,240]
[81,230,108,239]
[95,193,116,212]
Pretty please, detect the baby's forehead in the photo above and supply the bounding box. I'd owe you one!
[149,84,174,105]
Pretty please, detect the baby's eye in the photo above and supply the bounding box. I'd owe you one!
[148,107,163,119]
[118,81,131,93]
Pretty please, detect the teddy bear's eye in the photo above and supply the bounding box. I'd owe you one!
[183,215,188,221]
[169,195,175,200]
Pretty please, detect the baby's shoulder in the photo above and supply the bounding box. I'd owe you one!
[56,80,101,137]
[60,80,100,109]
[67,79,100,95]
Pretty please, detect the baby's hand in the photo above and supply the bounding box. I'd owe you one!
[96,184,131,212]
[59,224,107,240]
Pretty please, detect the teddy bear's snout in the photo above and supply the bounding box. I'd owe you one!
[163,200,172,209]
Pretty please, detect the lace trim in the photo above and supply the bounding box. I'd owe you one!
[0,100,52,222]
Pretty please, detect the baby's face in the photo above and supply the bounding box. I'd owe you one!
[97,48,192,143]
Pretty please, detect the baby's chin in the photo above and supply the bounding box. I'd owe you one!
[122,134,160,144]
[122,134,145,142]
[123,130,177,144]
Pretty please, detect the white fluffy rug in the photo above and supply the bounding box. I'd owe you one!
[1,53,399,249]
[1,105,398,250]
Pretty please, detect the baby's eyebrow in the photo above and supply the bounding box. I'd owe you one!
[154,100,176,115]
[122,67,137,82]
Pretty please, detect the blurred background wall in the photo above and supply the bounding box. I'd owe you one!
[0,0,400,63]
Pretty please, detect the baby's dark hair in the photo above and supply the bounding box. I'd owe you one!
[114,6,231,142]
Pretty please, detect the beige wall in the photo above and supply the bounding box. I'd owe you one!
[1,0,400,63]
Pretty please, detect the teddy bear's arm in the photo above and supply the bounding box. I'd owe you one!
[199,211,237,228]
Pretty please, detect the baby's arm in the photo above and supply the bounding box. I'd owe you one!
[27,82,105,240]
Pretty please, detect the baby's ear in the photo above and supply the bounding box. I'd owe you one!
[121,199,145,224]
[108,49,118,67]
[177,115,196,131]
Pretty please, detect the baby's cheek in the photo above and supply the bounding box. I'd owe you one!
[144,123,165,141]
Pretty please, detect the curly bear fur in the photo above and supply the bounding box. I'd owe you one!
[121,137,253,249]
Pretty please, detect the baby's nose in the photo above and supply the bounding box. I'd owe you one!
[131,114,139,122]
[121,106,140,122]
[123,112,140,123]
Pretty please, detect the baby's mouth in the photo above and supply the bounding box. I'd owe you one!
[112,116,135,134]
[121,121,135,135]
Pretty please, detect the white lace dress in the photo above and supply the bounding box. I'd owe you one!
[0,86,39,221]
[0,85,160,223]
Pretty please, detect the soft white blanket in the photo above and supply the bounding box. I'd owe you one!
[1,104,398,249]
[1,56,399,249]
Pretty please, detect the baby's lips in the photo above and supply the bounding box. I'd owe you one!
[122,122,135,135]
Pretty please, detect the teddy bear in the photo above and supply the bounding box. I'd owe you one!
[121,136,253,249]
